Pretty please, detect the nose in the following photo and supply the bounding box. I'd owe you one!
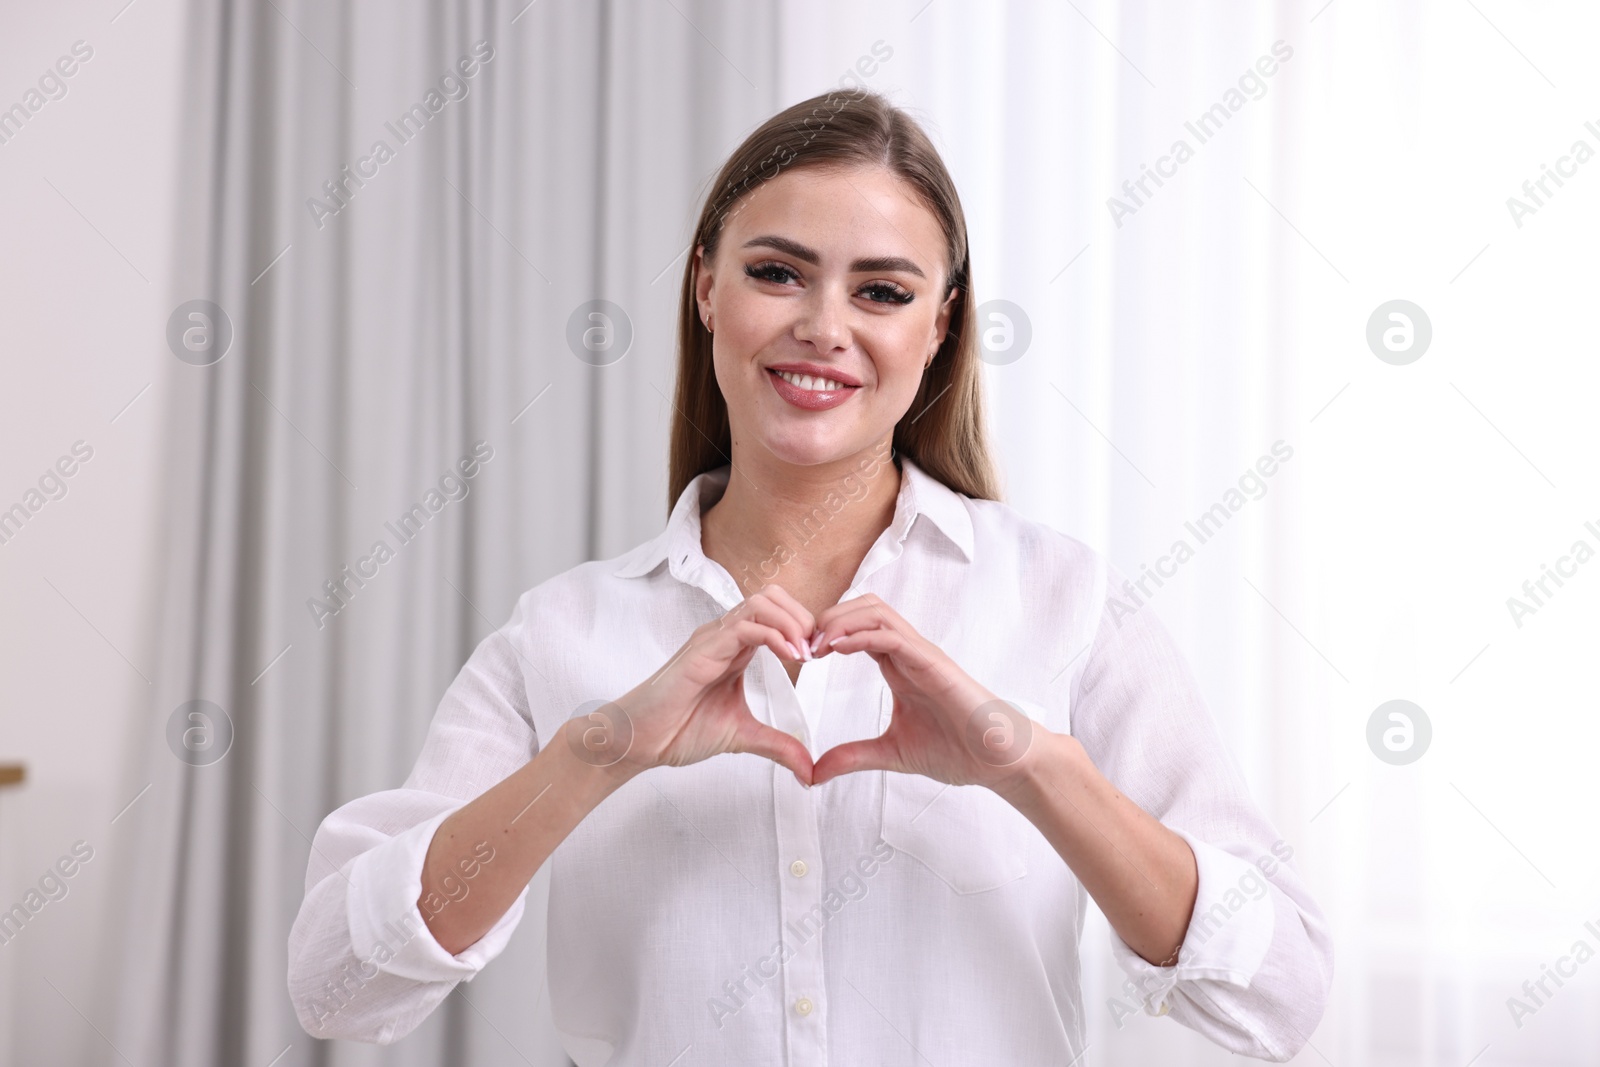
[791,285,851,354]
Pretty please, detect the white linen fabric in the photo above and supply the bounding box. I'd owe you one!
[287,454,1333,1064]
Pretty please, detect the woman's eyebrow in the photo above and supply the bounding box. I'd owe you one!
[742,234,927,279]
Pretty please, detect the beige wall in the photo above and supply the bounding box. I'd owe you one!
[0,4,182,1063]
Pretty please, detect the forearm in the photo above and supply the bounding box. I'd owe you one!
[995,731,1198,966]
[418,718,630,955]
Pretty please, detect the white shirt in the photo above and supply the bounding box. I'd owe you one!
[288,455,1332,1063]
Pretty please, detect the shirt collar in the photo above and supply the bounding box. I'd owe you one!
[612,452,975,580]
[897,454,976,562]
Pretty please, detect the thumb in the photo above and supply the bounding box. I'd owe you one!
[811,736,899,786]
[733,721,816,787]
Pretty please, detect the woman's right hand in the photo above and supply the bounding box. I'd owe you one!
[564,584,817,785]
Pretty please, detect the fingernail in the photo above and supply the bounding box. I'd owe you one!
[809,631,825,654]
[786,641,802,660]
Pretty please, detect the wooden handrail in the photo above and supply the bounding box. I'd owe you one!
[0,764,25,788]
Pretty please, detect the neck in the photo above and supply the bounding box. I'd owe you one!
[701,438,901,600]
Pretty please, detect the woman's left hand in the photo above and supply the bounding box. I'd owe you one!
[808,593,1039,791]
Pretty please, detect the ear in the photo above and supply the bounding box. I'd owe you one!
[929,283,960,365]
[693,243,715,331]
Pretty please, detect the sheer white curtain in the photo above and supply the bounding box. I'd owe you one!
[1278,5,1600,1066]
[797,3,1600,1064]
[830,5,1329,1062]
[81,1,1599,1065]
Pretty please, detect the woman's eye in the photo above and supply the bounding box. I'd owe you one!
[860,282,914,305]
[747,262,798,285]
[746,262,913,305]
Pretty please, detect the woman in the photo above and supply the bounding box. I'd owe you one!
[288,88,1332,1063]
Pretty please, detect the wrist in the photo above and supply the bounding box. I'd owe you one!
[551,715,643,795]
[990,728,1083,812]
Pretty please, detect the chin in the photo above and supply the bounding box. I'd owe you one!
[753,428,857,469]
[761,440,837,468]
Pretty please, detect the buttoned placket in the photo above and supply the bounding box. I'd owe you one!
[668,548,831,1063]
[764,649,830,1067]
[764,520,914,1067]
[669,482,921,1067]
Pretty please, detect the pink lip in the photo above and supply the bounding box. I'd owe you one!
[766,367,859,411]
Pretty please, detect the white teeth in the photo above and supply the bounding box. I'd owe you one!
[776,370,845,392]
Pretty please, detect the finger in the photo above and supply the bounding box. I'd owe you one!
[810,602,899,657]
[733,721,816,786]
[811,736,898,785]
[723,595,813,662]
[726,641,760,677]
[750,584,817,656]
[705,618,805,669]
[827,626,950,683]
[808,602,886,654]
[824,626,904,655]
[811,593,896,637]
[824,625,925,670]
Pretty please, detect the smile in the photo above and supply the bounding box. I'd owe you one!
[774,369,848,392]
[766,367,860,411]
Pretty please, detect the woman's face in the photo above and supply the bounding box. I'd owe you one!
[694,164,959,470]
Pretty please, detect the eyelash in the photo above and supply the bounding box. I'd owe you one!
[745,261,915,306]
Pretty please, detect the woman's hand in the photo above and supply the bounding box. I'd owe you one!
[808,593,1037,791]
[575,585,817,785]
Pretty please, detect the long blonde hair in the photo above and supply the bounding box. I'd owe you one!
[667,88,1001,511]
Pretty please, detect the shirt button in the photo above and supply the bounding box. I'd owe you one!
[794,996,813,1016]
[790,859,808,878]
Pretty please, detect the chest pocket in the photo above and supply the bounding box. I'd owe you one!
[875,686,1036,894]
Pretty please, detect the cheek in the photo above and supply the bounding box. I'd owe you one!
[710,332,767,413]
[710,345,742,404]
[722,288,786,346]
[866,327,932,402]
[711,284,768,352]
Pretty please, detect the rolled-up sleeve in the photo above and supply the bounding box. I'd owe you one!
[287,594,543,1044]
[1071,565,1333,1061]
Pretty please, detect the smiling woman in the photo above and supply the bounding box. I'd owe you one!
[288,88,1332,1065]
[671,92,995,515]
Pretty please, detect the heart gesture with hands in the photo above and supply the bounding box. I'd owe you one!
[598,585,821,785]
[599,583,1036,797]
[806,593,1036,792]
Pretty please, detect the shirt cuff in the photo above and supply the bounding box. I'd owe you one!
[1108,828,1277,1016]
[346,807,529,984]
